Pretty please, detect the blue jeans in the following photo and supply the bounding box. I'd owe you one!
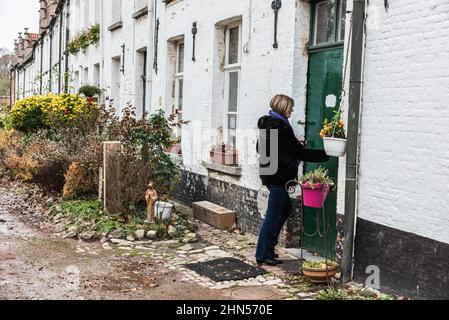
[255,185,292,261]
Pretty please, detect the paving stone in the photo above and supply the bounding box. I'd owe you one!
[118,246,133,251]
[203,245,220,251]
[264,279,283,286]
[179,244,194,251]
[204,249,233,258]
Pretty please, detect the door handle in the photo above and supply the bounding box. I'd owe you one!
[298,120,317,125]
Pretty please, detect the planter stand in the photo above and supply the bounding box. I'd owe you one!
[286,181,338,285]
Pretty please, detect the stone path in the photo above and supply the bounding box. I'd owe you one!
[0,185,390,300]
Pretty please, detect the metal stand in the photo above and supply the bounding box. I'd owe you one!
[286,180,336,287]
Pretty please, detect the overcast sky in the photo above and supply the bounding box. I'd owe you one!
[0,0,40,51]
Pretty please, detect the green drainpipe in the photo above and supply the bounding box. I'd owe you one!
[342,0,366,284]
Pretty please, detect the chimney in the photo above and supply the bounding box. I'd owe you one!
[39,0,48,34]
[23,28,30,48]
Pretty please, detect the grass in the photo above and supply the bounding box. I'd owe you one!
[315,287,396,300]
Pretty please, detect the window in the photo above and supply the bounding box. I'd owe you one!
[135,0,147,11]
[135,49,148,117]
[224,23,241,145]
[84,0,90,28]
[338,0,347,41]
[74,70,80,92]
[93,63,100,87]
[83,67,89,85]
[111,57,121,105]
[112,0,122,24]
[94,0,101,23]
[313,0,347,46]
[174,42,184,138]
[75,0,81,32]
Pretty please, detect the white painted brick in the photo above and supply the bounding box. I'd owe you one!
[359,0,449,244]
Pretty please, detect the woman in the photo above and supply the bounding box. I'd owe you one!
[255,94,329,266]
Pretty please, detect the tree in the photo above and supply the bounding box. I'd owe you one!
[0,53,12,96]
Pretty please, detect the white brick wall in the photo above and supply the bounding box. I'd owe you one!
[159,0,310,190]
[359,0,449,244]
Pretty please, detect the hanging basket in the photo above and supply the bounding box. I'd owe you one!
[323,137,347,157]
[302,183,329,208]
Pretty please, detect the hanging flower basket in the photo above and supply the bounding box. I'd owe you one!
[302,183,329,208]
[320,110,347,157]
[323,137,347,157]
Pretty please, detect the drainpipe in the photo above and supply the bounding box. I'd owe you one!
[58,7,63,94]
[9,69,14,106]
[40,40,44,94]
[65,0,71,93]
[49,31,53,92]
[341,0,366,283]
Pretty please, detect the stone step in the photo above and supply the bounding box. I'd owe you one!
[192,201,235,231]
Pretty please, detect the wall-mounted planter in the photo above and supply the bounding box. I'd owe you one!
[210,150,238,166]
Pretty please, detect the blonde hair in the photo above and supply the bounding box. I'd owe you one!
[270,94,294,117]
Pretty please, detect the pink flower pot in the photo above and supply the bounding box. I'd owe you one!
[302,183,329,208]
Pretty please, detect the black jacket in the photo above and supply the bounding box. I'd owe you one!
[257,115,329,187]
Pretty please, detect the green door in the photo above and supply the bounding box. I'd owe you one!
[303,0,346,258]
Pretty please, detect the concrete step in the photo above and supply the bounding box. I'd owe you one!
[192,201,235,231]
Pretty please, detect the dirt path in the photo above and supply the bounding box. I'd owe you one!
[0,187,235,300]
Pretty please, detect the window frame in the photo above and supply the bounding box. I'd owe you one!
[111,0,123,24]
[223,21,242,146]
[310,0,346,50]
[174,41,185,138]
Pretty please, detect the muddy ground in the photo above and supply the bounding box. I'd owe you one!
[0,186,238,300]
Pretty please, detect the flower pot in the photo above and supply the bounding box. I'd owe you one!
[323,137,347,157]
[302,261,338,284]
[210,151,238,166]
[154,201,174,221]
[302,183,329,208]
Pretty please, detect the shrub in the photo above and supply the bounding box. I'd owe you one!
[9,96,46,131]
[63,162,91,199]
[79,85,102,97]
[67,24,100,55]
[9,93,97,132]
[3,153,37,181]
[97,105,181,209]
[24,133,71,192]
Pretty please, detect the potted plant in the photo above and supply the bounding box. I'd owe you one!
[79,85,102,103]
[299,167,334,208]
[209,143,238,166]
[320,111,347,157]
[302,260,339,284]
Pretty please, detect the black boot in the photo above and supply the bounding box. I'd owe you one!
[256,258,283,267]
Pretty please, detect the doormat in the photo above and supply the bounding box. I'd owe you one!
[279,259,302,276]
[184,257,267,282]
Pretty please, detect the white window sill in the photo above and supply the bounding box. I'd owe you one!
[108,21,123,32]
[202,161,242,177]
[132,7,148,20]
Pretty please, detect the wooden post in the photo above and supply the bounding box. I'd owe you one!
[103,141,123,214]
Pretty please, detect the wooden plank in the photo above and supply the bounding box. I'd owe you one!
[103,141,123,214]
